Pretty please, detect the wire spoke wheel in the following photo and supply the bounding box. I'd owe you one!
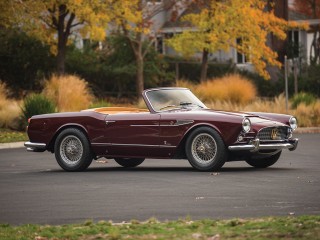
[55,128,93,171]
[191,133,217,164]
[60,135,83,165]
[186,127,227,171]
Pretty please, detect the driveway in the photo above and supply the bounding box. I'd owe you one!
[0,133,319,225]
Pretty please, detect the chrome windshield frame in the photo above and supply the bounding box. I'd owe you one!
[142,87,207,113]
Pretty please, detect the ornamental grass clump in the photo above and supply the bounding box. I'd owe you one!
[0,82,21,129]
[196,74,257,104]
[293,100,320,127]
[43,75,93,112]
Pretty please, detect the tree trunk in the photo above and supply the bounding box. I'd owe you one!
[57,43,66,75]
[310,31,318,65]
[310,0,319,65]
[55,4,75,75]
[200,48,209,82]
[129,33,144,98]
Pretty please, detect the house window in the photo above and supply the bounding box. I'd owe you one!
[288,30,300,58]
[236,38,248,64]
[155,36,164,54]
[288,30,299,44]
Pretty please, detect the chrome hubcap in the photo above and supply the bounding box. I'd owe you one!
[60,135,83,165]
[191,133,217,165]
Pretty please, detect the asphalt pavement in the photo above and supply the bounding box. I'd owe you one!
[0,133,319,225]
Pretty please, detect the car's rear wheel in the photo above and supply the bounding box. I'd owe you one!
[186,127,227,171]
[114,158,145,168]
[246,151,282,168]
[54,128,93,171]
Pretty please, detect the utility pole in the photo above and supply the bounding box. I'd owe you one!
[293,58,298,94]
[284,55,289,112]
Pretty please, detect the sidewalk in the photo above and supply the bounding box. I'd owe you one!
[294,127,320,134]
[0,142,25,149]
[0,128,319,150]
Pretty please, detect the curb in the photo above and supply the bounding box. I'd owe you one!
[0,128,319,150]
[0,142,25,150]
[294,127,320,134]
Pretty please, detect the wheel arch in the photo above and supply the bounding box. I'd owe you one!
[174,123,225,158]
[47,124,90,153]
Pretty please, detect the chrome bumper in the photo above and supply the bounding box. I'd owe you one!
[24,142,46,152]
[228,138,298,152]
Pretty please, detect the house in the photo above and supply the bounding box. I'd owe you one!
[288,7,320,65]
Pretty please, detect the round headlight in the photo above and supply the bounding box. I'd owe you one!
[242,118,251,133]
[289,117,298,130]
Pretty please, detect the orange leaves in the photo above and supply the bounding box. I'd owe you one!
[168,0,306,80]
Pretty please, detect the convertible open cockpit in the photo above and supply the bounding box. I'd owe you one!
[83,107,149,115]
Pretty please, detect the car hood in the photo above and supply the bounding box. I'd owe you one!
[194,109,287,128]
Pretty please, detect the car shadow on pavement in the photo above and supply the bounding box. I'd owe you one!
[41,166,297,173]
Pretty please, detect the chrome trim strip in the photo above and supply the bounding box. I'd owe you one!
[91,143,112,146]
[91,143,176,148]
[160,120,194,127]
[130,124,159,127]
[228,138,298,152]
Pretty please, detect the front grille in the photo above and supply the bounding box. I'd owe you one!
[257,126,289,141]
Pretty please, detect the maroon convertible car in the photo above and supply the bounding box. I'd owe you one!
[25,87,298,171]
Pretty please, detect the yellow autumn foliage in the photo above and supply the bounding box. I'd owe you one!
[5,0,112,54]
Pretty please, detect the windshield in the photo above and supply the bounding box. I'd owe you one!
[145,88,207,112]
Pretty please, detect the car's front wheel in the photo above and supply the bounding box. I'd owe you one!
[54,128,93,171]
[246,151,282,168]
[114,158,145,168]
[186,127,227,171]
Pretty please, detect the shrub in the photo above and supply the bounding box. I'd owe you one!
[195,74,257,104]
[165,56,235,83]
[43,75,93,112]
[0,82,21,129]
[21,94,56,126]
[22,94,56,118]
[0,28,55,96]
[66,36,174,97]
[291,92,317,109]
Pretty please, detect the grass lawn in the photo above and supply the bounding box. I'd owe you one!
[0,128,28,143]
[0,216,319,240]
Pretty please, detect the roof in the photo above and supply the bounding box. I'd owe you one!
[161,0,208,29]
[289,9,312,21]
